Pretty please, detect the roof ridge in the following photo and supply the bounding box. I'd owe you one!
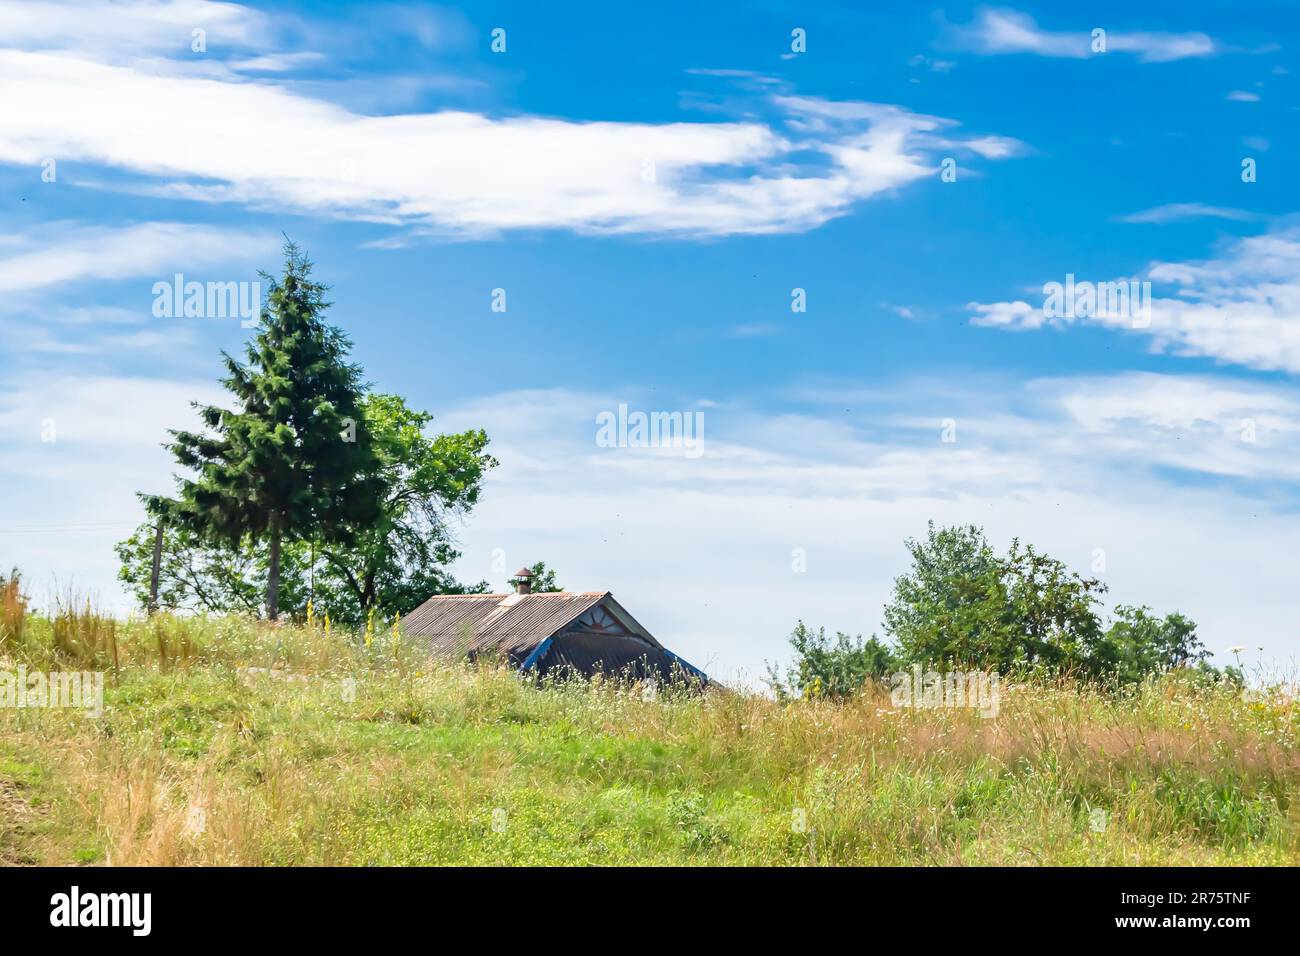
[417,590,609,600]
[401,590,611,656]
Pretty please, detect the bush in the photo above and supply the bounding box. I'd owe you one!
[777,524,1222,691]
[1099,605,1209,685]
[883,523,1110,676]
[766,621,897,699]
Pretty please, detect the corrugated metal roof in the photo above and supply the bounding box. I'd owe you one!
[401,591,609,659]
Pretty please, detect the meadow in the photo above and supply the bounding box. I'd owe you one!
[1,583,1297,866]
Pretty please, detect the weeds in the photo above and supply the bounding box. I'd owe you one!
[49,594,118,671]
[0,599,1297,866]
[0,570,26,653]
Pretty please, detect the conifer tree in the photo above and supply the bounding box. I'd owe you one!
[146,241,382,619]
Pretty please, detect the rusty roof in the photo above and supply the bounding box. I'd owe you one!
[401,591,610,659]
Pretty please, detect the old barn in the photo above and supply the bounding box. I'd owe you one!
[401,568,708,683]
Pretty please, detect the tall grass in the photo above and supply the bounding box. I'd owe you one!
[0,570,26,653]
[50,594,119,672]
[1,595,1297,866]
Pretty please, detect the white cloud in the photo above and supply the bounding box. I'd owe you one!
[968,228,1300,372]
[0,0,271,59]
[0,222,276,358]
[908,54,957,74]
[728,323,780,339]
[1040,372,1300,479]
[1117,203,1259,224]
[228,52,325,73]
[1227,90,1261,102]
[1137,232,1300,370]
[966,298,1046,330]
[0,222,274,294]
[0,46,1020,238]
[949,7,1216,63]
[0,372,223,455]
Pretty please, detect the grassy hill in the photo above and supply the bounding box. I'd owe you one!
[2,605,1298,866]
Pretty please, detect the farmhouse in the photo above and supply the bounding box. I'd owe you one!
[401,568,708,683]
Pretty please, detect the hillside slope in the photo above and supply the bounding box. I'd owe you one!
[2,614,1297,866]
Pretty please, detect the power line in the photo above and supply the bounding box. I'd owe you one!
[0,521,139,535]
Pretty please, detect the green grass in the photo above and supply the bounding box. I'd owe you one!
[1,610,1297,865]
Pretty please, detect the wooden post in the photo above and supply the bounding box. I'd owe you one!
[147,520,164,614]
[266,527,281,621]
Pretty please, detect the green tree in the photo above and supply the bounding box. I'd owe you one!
[775,525,1208,691]
[997,539,1109,674]
[117,523,264,616]
[765,621,898,700]
[879,523,1218,682]
[882,522,1012,668]
[309,392,496,621]
[883,528,1107,676]
[120,393,496,625]
[144,241,382,619]
[882,522,1109,675]
[1102,605,1208,685]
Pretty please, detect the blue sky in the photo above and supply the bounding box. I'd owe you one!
[1,1,1298,682]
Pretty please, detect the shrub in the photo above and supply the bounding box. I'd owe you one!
[766,621,897,699]
[781,524,1224,689]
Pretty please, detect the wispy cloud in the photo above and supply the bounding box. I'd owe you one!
[967,299,1045,330]
[946,7,1217,63]
[1038,372,1300,480]
[0,42,1021,238]
[967,228,1300,372]
[0,222,274,294]
[0,0,273,60]
[1117,203,1260,224]
[0,222,275,357]
[728,323,780,339]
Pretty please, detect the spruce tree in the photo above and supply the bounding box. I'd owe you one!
[146,241,382,619]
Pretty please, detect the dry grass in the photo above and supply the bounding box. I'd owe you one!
[50,595,119,673]
[0,570,26,652]
[1,599,1297,866]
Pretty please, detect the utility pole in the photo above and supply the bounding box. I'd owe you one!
[147,520,163,613]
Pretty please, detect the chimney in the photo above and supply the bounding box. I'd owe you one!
[512,567,535,595]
